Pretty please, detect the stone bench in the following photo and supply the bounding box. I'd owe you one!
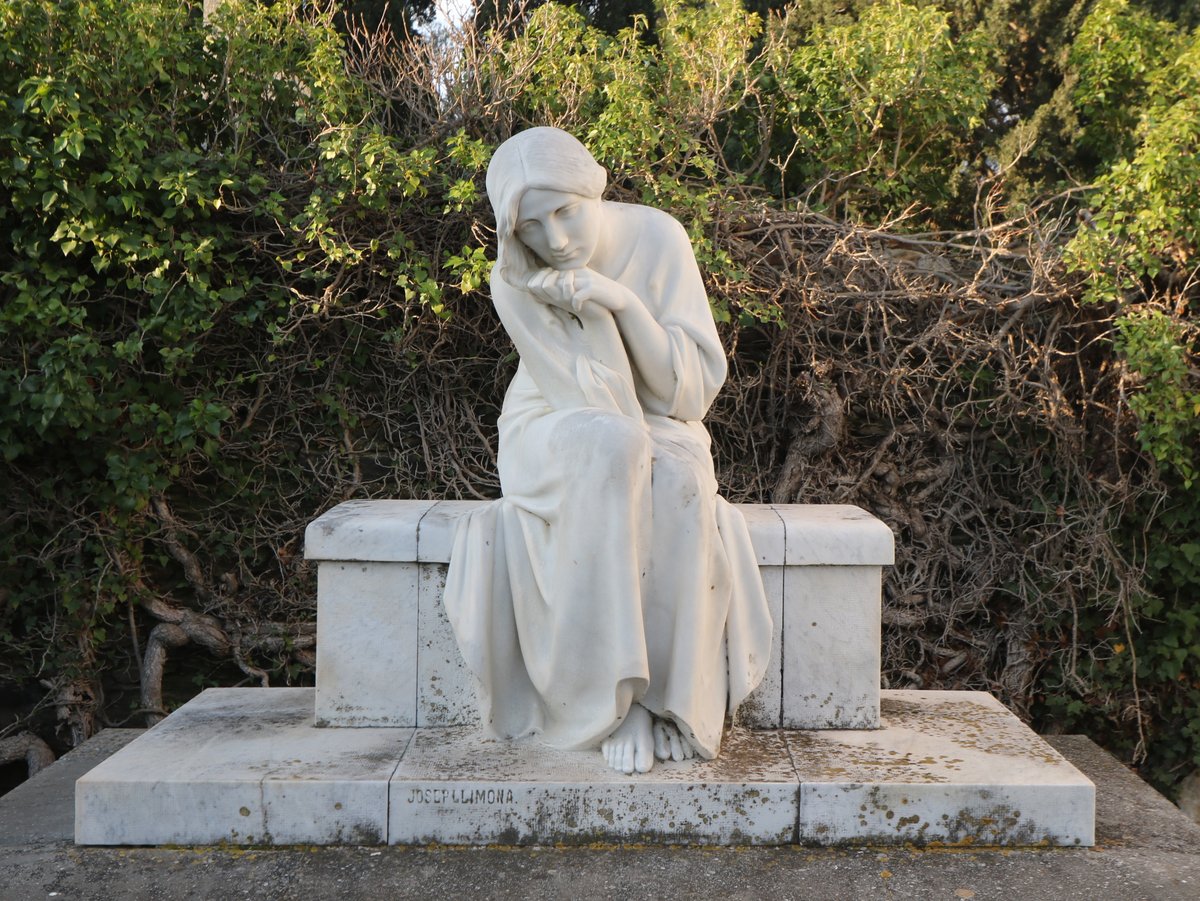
[304,500,894,732]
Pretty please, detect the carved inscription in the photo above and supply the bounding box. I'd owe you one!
[407,787,515,805]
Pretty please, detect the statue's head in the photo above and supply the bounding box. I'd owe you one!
[487,127,607,283]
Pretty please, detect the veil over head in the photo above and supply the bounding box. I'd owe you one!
[486,127,607,282]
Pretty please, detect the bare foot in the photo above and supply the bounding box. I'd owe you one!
[601,703,655,774]
[652,717,698,762]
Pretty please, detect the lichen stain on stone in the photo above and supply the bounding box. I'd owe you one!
[879,696,1067,766]
[821,797,1060,848]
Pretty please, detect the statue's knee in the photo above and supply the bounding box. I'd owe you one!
[651,456,705,506]
[597,415,651,466]
[552,411,649,470]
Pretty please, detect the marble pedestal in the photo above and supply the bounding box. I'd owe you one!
[75,688,1094,847]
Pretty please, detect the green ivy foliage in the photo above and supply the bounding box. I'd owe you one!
[1068,0,1184,166]
[0,0,782,724]
[1,0,238,692]
[1041,6,1199,795]
[0,0,484,705]
[763,0,997,219]
[1065,9,1199,485]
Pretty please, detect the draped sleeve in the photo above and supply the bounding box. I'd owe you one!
[621,209,728,422]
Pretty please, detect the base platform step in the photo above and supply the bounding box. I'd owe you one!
[75,688,1093,847]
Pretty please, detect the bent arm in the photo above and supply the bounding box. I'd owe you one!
[564,274,675,407]
[643,217,727,420]
[573,215,726,420]
[587,296,676,408]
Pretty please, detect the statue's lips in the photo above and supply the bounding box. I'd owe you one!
[546,249,584,268]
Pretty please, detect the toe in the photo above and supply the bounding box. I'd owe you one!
[621,743,635,774]
[635,742,654,773]
[653,723,670,760]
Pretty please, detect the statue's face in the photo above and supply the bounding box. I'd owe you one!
[514,188,602,271]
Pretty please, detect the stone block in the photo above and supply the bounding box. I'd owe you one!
[389,726,799,845]
[736,564,783,729]
[738,503,785,564]
[315,561,418,728]
[789,691,1095,846]
[782,566,882,729]
[415,500,483,563]
[75,689,408,846]
[306,501,893,730]
[304,499,436,563]
[417,563,479,727]
[776,504,895,566]
[74,688,1095,847]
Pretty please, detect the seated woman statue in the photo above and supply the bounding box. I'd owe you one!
[444,127,772,775]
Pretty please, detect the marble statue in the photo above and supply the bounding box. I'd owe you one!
[444,127,772,775]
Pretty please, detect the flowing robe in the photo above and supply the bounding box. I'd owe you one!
[443,202,772,758]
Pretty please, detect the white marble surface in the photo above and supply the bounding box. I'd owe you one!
[736,565,783,728]
[789,691,1095,846]
[75,689,409,846]
[463,125,775,770]
[74,688,1095,847]
[304,499,436,563]
[305,500,894,568]
[739,503,786,564]
[389,726,799,845]
[416,563,479,727]
[306,500,891,730]
[315,561,418,727]
[312,556,882,730]
[782,565,882,729]
[415,500,485,563]
[778,504,895,566]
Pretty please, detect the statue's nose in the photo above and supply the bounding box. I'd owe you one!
[546,220,569,250]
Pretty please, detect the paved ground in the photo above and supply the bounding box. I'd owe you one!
[1,731,1198,900]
